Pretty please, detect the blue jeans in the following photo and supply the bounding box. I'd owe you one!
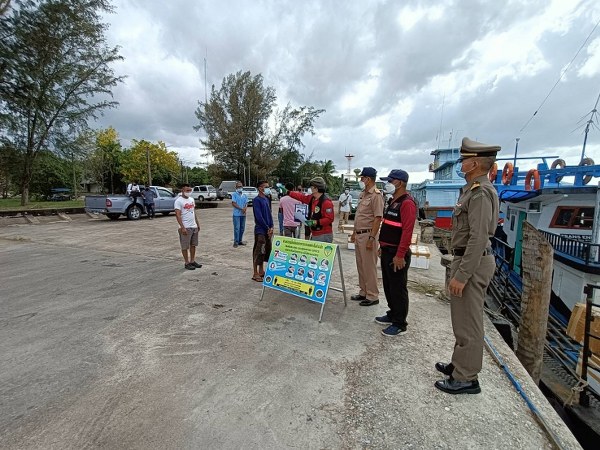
[233,215,246,244]
[278,211,284,235]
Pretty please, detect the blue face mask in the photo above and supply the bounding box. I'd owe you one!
[263,187,271,196]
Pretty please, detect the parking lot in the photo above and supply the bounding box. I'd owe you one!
[0,207,580,449]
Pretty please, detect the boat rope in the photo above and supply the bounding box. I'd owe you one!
[519,17,600,134]
[484,335,568,450]
[563,379,589,407]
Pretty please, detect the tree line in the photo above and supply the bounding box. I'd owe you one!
[1,0,341,204]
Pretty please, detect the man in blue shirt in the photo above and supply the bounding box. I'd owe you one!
[231,181,248,247]
[252,180,274,282]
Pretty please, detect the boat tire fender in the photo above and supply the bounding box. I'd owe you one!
[488,163,498,183]
[550,159,565,182]
[579,157,595,185]
[525,169,541,191]
[502,162,514,185]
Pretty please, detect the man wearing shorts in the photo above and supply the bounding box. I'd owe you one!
[175,184,202,270]
[252,180,274,282]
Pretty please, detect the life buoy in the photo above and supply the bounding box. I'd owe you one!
[579,158,595,185]
[525,169,541,191]
[488,163,498,183]
[502,162,514,185]
[551,158,566,182]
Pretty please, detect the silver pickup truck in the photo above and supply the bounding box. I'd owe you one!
[85,186,177,220]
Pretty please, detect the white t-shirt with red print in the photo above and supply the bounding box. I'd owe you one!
[174,196,197,228]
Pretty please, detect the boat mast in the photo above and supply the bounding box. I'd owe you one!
[513,137,520,168]
[581,90,600,162]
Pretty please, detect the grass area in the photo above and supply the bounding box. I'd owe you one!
[0,198,84,211]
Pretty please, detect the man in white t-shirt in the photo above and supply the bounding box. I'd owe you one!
[174,184,202,270]
[338,188,352,232]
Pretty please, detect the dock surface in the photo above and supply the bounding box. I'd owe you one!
[0,205,582,449]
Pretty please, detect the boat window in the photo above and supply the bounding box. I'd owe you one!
[510,214,516,231]
[550,206,594,229]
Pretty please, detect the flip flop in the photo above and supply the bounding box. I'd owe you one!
[251,276,264,282]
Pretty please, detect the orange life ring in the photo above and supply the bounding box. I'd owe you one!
[551,159,566,182]
[525,169,541,191]
[502,162,514,185]
[488,163,498,183]
[579,158,595,185]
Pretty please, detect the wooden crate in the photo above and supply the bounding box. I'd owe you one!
[567,303,600,354]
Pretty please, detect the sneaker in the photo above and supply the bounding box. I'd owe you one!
[233,243,239,248]
[381,325,407,337]
[191,261,203,268]
[375,315,392,325]
[184,263,196,270]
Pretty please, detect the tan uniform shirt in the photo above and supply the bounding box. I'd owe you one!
[354,185,384,231]
[451,174,498,284]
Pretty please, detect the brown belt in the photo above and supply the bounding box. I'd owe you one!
[355,229,372,234]
[452,247,492,257]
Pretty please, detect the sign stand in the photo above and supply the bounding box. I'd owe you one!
[259,237,347,322]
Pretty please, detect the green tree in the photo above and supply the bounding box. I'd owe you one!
[120,140,180,187]
[92,126,122,193]
[194,71,324,185]
[0,0,124,205]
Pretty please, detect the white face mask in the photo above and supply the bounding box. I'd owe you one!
[384,182,396,194]
[182,190,191,198]
[358,181,365,189]
[344,190,349,194]
[236,187,243,193]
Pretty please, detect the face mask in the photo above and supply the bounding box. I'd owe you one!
[358,181,365,189]
[182,190,191,198]
[457,160,476,178]
[263,188,271,196]
[344,190,349,194]
[236,188,243,193]
[384,182,396,194]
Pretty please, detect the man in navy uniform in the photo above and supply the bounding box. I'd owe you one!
[435,137,500,394]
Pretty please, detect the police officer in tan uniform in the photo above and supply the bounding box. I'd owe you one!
[350,167,385,306]
[435,137,500,395]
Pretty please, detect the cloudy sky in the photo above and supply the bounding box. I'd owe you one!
[97,0,600,183]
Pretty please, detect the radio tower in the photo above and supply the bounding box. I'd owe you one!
[345,153,354,175]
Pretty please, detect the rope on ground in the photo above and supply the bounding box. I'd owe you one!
[484,335,568,450]
[563,379,589,407]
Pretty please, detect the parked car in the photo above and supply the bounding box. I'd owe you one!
[242,186,259,205]
[190,185,217,202]
[84,186,176,220]
[216,188,227,201]
[348,190,362,219]
[48,187,73,201]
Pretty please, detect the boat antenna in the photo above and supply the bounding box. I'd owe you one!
[580,90,600,161]
[518,17,600,134]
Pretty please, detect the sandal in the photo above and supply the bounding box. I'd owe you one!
[251,276,264,282]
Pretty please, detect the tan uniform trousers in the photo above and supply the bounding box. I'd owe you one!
[449,254,496,381]
[338,211,349,231]
[354,233,379,300]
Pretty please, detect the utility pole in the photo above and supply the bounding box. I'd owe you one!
[146,146,152,186]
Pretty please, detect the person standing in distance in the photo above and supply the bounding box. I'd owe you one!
[174,184,202,270]
[337,188,352,233]
[350,167,384,306]
[288,177,335,243]
[435,137,500,395]
[141,186,157,219]
[231,181,248,247]
[376,170,417,336]
[252,181,274,282]
[279,183,302,238]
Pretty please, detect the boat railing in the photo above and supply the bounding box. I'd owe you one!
[580,283,600,406]
[539,230,600,267]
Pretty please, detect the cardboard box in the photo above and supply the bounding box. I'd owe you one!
[410,245,430,269]
[567,303,600,354]
[342,224,354,235]
[411,233,418,245]
[347,234,355,250]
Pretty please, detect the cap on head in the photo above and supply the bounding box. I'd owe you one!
[381,169,409,183]
[359,167,377,178]
[460,137,500,160]
[309,176,327,191]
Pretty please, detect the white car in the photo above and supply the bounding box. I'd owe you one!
[242,186,259,205]
[190,185,217,201]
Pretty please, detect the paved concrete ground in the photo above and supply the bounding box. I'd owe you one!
[0,206,581,449]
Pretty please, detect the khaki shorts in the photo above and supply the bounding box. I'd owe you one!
[178,227,198,250]
[253,233,272,266]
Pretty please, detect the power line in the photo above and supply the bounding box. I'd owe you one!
[519,17,600,134]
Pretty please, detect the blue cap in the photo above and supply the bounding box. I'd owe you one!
[359,167,377,178]
[381,169,409,182]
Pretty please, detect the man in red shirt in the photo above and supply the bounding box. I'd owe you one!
[288,177,335,243]
[376,169,417,336]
